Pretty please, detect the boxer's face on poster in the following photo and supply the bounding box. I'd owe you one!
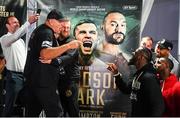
[75,23,97,55]
[103,12,126,45]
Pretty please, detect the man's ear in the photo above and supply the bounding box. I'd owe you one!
[166,63,170,69]
[48,19,53,26]
[6,23,9,28]
[100,24,104,30]
[165,50,170,56]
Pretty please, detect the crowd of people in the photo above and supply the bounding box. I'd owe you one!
[107,38,180,116]
[0,9,179,117]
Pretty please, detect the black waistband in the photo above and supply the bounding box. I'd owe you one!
[7,70,23,75]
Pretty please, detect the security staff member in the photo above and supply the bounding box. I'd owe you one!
[51,20,80,117]
[107,47,165,116]
[23,9,81,117]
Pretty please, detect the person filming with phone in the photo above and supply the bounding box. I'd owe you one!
[0,13,39,116]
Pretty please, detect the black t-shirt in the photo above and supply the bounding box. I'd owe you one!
[24,24,59,87]
[51,37,80,83]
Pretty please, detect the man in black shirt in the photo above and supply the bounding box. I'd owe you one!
[50,20,80,117]
[23,9,81,117]
[107,47,165,116]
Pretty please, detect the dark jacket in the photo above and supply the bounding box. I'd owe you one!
[115,63,165,116]
[24,24,60,87]
[51,39,80,83]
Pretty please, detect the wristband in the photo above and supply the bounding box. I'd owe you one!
[113,72,122,77]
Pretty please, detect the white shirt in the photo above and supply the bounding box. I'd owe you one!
[0,22,30,72]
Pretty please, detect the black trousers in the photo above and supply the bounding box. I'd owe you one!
[2,70,24,117]
[58,80,79,117]
[25,86,63,117]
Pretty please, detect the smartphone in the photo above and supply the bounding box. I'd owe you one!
[37,9,41,14]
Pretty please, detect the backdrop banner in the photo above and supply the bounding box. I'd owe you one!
[0,0,142,117]
[31,0,142,117]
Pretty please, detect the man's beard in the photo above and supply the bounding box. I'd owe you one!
[128,56,136,65]
[105,32,125,45]
[59,32,70,41]
[155,53,161,58]
[79,49,94,66]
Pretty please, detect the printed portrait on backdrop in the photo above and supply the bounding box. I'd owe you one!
[30,0,142,117]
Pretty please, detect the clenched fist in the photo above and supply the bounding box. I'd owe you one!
[107,63,119,75]
[67,40,82,49]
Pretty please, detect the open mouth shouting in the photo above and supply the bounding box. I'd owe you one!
[81,40,93,54]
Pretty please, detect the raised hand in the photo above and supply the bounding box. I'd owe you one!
[28,14,40,24]
[67,40,82,49]
[107,63,119,75]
